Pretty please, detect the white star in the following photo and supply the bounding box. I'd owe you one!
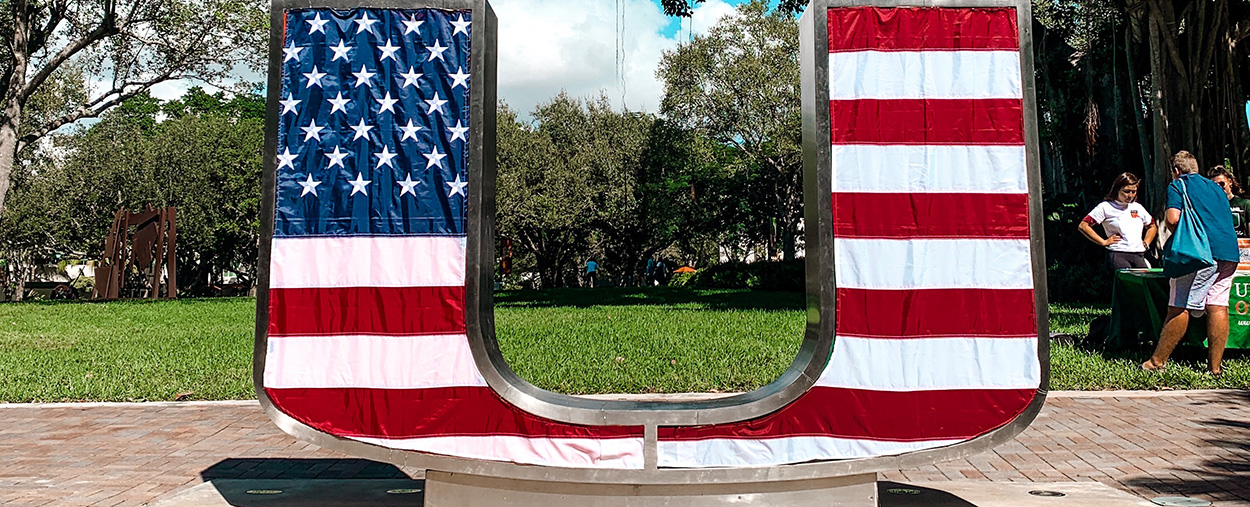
[427,39,449,61]
[399,67,423,88]
[447,120,469,142]
[300,119,325,142]
[397,173,421,196]
[378,40,401,61]
[354,12,377,34]
[324,146,349,168]
[327,92,350,115]
[352,65,375,87]
[297,173,322,196]
[350,118,374,140]
[451,14,471,36]
[425,93,447,115]
[449,67,469,89]
[303,66,326,88]
[348,172,371,196]
[376,92,399,114]
[280,94,300,115]
[283,42,303,62]
[276,148,298,169]
[330,40,352,61]
[398,119,423,142]
[446,173,468,198]
[306,13,329,34]
[402,16,423,35]
[424,146,447,168]
[297,174,322,197]
[374,145,397,168]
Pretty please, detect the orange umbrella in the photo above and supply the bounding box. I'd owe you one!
[674,266,696,273]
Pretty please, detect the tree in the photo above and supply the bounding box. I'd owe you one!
[657,0,804,261]
[495,94,652,288]
[0,0,267,214]
[2,89,265,297]
[659,0,804,17]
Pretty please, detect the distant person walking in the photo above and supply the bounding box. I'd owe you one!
[1078,172,1158,270]
[1143,151,1239,377]
[585,259,598,288]
[1207,165,1250,238]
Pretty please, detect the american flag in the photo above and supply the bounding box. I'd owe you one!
[261,7,645,469]
[656,6,1042,467]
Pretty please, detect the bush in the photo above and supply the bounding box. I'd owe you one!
[1047,260,1112,304]
[685,260,804,292]
[668,272,695,287]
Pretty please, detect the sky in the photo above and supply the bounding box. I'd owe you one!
[145,0,753,122]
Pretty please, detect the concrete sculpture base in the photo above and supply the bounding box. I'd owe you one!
[423,470,879,507]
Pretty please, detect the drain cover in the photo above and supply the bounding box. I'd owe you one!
[885,488,922,495]
[386,488,423,494]
[245,489,283,495]
[1028,490,1067,497]
[1151,498,1211,507]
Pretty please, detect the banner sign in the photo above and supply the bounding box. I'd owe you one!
[256,0,1047,486]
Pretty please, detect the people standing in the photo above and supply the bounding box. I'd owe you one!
[585,259,598,288]
[1143,151,1239,377]
[1207,165,1250,238]
[1078,172,1158,270]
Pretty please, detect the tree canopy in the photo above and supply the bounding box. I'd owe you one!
[0,0,267,213]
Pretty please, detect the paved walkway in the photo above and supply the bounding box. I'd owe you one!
[0,391,1246,507]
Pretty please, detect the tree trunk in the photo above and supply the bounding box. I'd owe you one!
[0,116,19,215]
[0,0,31,215]
[1126,14,1154,185]
[1147,13,1173,220]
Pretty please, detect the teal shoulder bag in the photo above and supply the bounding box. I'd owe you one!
[1162,178,1216,277]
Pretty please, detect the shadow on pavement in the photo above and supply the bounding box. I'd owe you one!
[1121,390,1250,504]
[878,481,976,506]
[199,458,423,506]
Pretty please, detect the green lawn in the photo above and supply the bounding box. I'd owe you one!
[0,290,1245,402]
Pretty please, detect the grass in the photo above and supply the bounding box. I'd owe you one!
[0,290,1246,402]
[494,288,804,394]
[0,298,255,402]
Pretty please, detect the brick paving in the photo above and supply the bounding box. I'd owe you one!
[0,391,1247,506]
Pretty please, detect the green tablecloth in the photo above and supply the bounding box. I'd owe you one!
[1107,268,1250,350]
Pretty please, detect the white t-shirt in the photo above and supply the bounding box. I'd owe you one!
[1085,201,1153,253]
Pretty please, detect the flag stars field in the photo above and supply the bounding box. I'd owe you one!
[275,7,470,233]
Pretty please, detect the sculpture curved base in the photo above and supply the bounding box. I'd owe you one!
[424,470,878,506]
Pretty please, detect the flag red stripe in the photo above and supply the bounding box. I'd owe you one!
[831,99,1023,145]
[268,286,466,336]
[264,386,643,438]
[658,387,1035,441]
[837,288,1036,338]
[827,7,1019,52]
[832,192,1030,239]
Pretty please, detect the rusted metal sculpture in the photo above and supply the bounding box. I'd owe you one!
[92,206,177,300]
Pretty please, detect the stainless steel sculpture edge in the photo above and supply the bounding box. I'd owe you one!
[254,0,1050,485]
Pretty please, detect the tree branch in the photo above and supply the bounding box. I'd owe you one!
[15,70,183,152]
[17,0,118,101]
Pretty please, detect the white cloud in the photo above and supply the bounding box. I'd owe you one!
[493,0,738,120]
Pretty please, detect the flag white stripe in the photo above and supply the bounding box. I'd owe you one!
[352,435,646,469]
[270,236,467,288]
[658,436,961,468]
[818,336,1040,391]
[831,145,1027,194]
[264,334,487,389]
[829,51,1021,100]
[834,238,1033,289]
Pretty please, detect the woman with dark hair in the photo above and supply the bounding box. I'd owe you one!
[1207,165,1250,238]
[1079,172,1158,270]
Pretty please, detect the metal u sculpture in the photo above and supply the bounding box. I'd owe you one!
[255,0,1047,504]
